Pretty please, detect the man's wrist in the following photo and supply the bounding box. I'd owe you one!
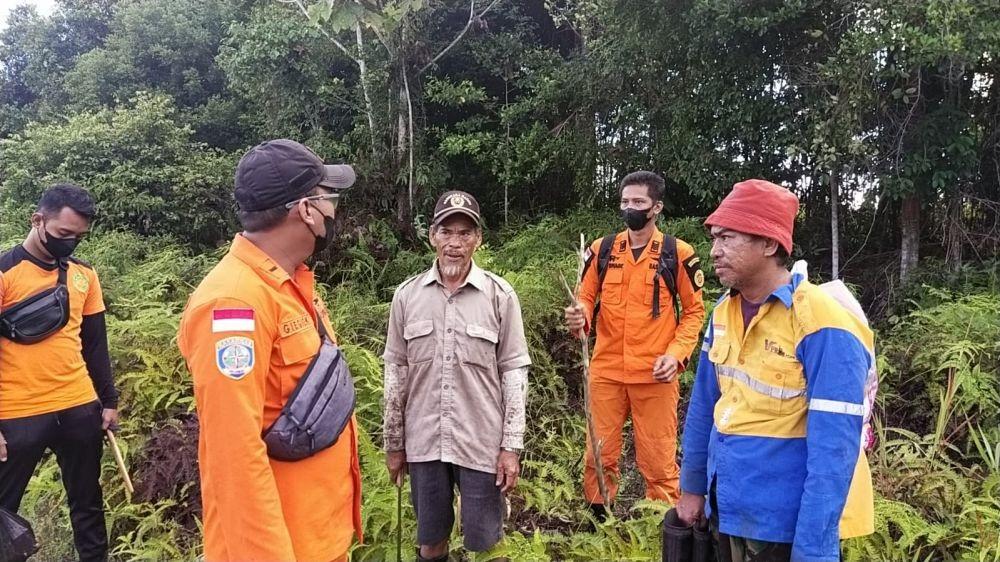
[501,447,521,454]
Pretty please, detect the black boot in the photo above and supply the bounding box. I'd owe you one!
[661,507,693,562]
[691,516,714,562]
[416,547,449,561]
[589,502,609,523]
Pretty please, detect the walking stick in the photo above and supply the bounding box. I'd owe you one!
[105,429,134,497]
[395,473,403,562]
[560,233,612,511]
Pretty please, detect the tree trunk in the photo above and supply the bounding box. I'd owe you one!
[945,190,964,273]
[355,23,378,159]
[899,194,921,283]
[830,170,840,280]
[396,83,408,224]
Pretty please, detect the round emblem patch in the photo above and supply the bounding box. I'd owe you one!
[215,337,255,380]
[694,269,705,289]
[72,271,90,293]
[449,194,470,208]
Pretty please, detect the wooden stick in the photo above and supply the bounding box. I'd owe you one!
[560,233,612,511]
[395,474,403,562]
[105,430,134,497]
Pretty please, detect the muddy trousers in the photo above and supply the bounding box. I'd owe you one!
[0,401,107,562]
[583,378,680,504]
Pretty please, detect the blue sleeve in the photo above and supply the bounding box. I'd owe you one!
[792,328,869,562]
[679,323,720,496]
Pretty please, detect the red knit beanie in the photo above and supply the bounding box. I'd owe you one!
[705,179,799,254]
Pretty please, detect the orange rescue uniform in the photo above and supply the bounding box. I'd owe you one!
[578,229,706,503]
[0,254,105,418]
[178,235,362,562]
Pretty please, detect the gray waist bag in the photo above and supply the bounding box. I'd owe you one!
[262,336,356,461]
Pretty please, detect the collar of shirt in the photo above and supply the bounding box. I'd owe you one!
[420,260,488,292]
[616,228,664,261]
[228,234,314,290]
[727,270,805,309]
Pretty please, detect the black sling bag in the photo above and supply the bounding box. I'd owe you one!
[0,259,70,345]
[262,320,357,461]
[0,506,39,562]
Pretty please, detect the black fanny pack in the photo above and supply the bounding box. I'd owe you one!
[0,260,70,345]
[262,328,357,461]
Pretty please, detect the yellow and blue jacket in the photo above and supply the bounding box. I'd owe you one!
[680,273,874,562]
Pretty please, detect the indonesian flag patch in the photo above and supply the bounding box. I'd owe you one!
[212,308,255,333]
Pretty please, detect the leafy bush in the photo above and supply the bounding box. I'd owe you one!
[0,93,238,248]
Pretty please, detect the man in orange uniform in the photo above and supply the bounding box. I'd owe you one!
[178,139,362,561]
[0,184,118,561]
[565,171,705,518]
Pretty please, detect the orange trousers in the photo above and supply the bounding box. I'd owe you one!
[583,378,680,504]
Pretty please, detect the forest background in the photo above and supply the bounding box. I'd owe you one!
[0,0,998,559]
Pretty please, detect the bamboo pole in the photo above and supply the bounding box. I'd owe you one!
[105,429,134,497]
[560,233,611,511]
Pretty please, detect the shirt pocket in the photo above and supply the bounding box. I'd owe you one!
[754,352,806,415]
[403,319,435,364]
[642,269,675,312]
[709,338,732,393]
[462,323,498,370]
[276,330,319,367]
[600,267,625,305]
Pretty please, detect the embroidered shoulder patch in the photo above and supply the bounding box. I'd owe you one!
[684,256,705,290]
[215,337,255,380]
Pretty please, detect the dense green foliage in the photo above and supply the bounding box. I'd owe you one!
[0,0,998,559]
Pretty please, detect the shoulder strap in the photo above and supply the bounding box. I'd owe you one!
[595,234,616,287]
[652,234,679,320]
[585,234,618,330]
[57,259,68,286]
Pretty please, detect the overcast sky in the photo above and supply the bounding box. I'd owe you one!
[0,0,55,31]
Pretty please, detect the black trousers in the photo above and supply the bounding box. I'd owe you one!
[0,401,107,562]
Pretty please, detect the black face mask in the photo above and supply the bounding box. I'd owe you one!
[310,211,337,258]
[621,207,654,231]
[39,224,80,259]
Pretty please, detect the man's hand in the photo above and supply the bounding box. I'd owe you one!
[495,450,520,493]
[676,492,706,525]
[0,430,7,462]
[386,450,407,486]
[652,354,681,383]
[102,409,119,431]
[564,304,586,337]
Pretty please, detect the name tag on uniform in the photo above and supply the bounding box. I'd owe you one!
[281,314,312,336]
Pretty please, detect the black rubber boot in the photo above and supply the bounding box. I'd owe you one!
[661,507,693,562]
[416,547,449,561]
[589,502,609,523]
[692,516,713,562]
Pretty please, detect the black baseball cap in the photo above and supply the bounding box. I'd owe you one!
[234,139,356,212]
[432,190,481,226]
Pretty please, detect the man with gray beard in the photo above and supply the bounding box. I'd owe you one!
[382,191,531,561]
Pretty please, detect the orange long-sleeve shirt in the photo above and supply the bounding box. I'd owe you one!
[178,235,362,561]
[579,229,706,383]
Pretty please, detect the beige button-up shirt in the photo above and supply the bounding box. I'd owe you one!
[382,261,531,473]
